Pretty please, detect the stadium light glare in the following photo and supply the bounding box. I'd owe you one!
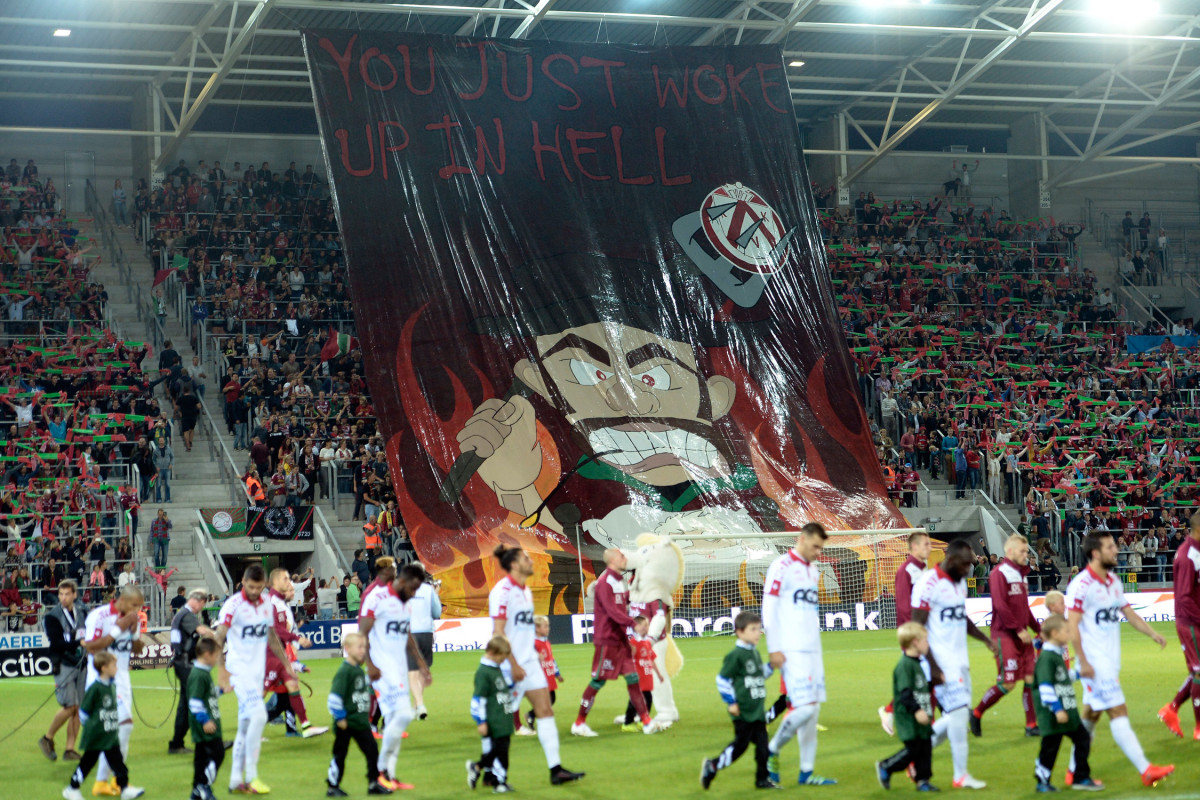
[789,60,806,67]
[53,28,71,37]
[1087,0,1159,19]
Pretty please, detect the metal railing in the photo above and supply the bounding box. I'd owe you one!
[192,509,233,595]
[974,488,1019,535]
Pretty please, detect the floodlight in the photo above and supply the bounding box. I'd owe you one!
[1087,0,1158,18]
[53,29,71,37]
[789,60,806,67]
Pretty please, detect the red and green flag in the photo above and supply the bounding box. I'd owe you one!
[320,327,359,362]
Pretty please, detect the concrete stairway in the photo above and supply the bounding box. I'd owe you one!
[90,223,229,598]
[100,224,367,571]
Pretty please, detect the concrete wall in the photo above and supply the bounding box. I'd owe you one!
[0,131,133,215]
[803,145,1200,229]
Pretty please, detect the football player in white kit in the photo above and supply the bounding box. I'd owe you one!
[911,539,997,790]
[357,563,431,791]
[489,545,584,786]
[1065,532,1175,788]
[761,522,836,787]
[81,586,144,798]
[214,564,294,795]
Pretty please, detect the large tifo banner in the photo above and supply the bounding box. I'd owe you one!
[304,32,904,616]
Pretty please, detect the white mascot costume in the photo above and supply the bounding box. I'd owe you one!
[620,534,685,727]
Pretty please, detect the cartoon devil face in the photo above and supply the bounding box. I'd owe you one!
[512,321,737,487]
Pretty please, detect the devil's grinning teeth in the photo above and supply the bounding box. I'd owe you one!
[587,426,718,469]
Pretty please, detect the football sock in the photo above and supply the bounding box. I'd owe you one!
[1171,676,1191,710]
[973,684,1007,718]
[1110,715,1150,774]
[243,701,267,782]
[798,705,820,773]
[230,717,249,787]
[930,711,949,748]
[288,691,308,725]
[769,703,813,754]
[946,708,969,781]
[1191,677,1200,725]
[536,716,560,769]
[576,682,602,724]
[884,702,893,714]
[378,716,406,778]
[1022,685,1036,728]
[1067,716,1095,773]
[513,710,523,729]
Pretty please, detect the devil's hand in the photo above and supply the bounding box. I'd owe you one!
[457,395,541,493]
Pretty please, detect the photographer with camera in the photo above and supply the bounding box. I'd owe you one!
[168,589,214,755]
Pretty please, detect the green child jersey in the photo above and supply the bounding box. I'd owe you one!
[329,660,373,731]
[471,658,515,738]
[1033,645,1080,736]
[79,679,120,752]
[187,663,222,743]
[716,641,771,722]
[892,654,933,741]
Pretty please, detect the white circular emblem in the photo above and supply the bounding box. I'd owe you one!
[700,182,789,274]
[212,511,233,532]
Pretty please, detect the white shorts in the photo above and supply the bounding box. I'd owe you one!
[933,662,972,713]
[372,673,411,721]
[501,656,548,706]
[85,671,132,721]
[1080,669,1124,712]
[231,674,266,719]
[782,651,826,706]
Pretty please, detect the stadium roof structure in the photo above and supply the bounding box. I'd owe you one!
[3,0,1200,185]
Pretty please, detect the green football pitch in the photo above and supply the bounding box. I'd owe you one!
[1,624,1195,800]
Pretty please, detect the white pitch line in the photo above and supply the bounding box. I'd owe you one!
[0,679,176,692]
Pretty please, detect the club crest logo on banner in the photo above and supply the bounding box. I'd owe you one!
[304,31,904,616]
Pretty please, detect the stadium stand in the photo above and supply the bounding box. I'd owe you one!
[6,147,1186,635]
[0,165,158,629]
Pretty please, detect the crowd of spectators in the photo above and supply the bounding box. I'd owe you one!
[0,159,198,628]
[821,186,1199,582]
[134,156,413,560]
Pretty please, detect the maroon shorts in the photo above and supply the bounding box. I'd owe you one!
[264,654,289,693]
[1178,621,1200,674]
[591,645,636,682]
[995,632,1035,684]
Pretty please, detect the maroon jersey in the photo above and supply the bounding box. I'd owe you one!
[1174,537,1200,625]
[267,588,299,644]
[894,555,926,626]
[592,568,636,648]
[628,598,668,642]
[988,557,1040,636]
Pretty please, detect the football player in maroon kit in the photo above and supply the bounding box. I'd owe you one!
[571,549,661,736]
[970,534,1042,737]
[879,531,931,736]
[1159,510,1200,740]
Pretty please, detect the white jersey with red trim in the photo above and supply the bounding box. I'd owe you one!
[360,584,412,676]
[1065,565,1128,674]
[489,576,535,663]
[761,549,822,654]
[912,566,968,669]
[84,601,135,684]
[218,590,274,681]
